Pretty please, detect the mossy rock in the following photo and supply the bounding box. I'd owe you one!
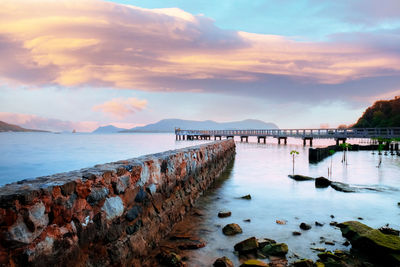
[240,259,269,267]
[339,221,400,254]
[222,223,243,235]
[260,242,288,256]
[234,237,258,253]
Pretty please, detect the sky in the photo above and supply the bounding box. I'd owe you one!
[0,0,400,132]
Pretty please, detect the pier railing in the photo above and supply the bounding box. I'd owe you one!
[175,128,400,145]
[175,128,400,139]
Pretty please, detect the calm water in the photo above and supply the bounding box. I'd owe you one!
[1,133,399,265]
[0,132,204,185]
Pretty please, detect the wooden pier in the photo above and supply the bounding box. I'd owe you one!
[175,128,400,146]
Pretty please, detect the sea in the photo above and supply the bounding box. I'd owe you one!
[0,132,399,265]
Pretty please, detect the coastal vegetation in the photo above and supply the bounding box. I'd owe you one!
[353,96,400,128]
[0,121,47,132]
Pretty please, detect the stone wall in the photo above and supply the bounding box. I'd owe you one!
[0,140,235,266]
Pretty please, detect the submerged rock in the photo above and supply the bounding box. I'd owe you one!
[240,259,269,267]
[213,256,234,267]
[218,211,232,218]
[260,242,288,257]
[300,223,312,230]
[315,177,331,188]
[315,221,324,226]
[288,175,315,181]
[234,237,258,253]
[330,182,358,192]
[222,223,242,236]
[292,231,302,236]
[241,194,252,200]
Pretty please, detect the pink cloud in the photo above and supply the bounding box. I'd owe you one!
[0,112,99,132]
[93,97,147,119]
[0,0,399,102]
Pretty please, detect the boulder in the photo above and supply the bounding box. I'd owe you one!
[218,211,232,218]
[241,194,252,200]
[300,223,311,230]
[234,237,258,253]
[339,221,400,265]
[240,259,269,267]
[315,177,331,188]
[288,175,314,181]
[213,256,234,267]
[222,223,242,236]
[260,243,288,257]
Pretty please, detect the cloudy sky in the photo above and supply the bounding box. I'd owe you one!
[1,0,399,131]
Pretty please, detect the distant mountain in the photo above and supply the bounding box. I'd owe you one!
[121,119,278,133]
[92,125,127,133]
[0,121,48,132]
[353,97,400,128]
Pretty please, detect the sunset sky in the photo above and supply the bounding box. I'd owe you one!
[1,0,400,131]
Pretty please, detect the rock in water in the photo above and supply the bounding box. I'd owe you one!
[338,221,400,265]
[218,211,232,218]
[241,194,252,200]
[300,223,312,230]
[330,182,358,192]
[315,177,331,188]
[213,256,234,267]
[288,175,315,181]
[222,223,243,235]
[240,259,269,267]
[260,243,288,256]
[234,237,258,254]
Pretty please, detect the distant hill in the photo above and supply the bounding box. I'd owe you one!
[121,119,278,133]
[353,97,400,128]
[92,125,127,133]
[0,121,48,132]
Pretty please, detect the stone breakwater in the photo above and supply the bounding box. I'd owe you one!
[0,140,235,267]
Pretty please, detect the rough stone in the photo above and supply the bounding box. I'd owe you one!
[339,221,400,265]
[125,206,142,222]
[288,175,314,181]
[222,223,242,235]
[213,256,234,267]
[257,238,276,249]
[330,182,357,193]
[101,196,124,220]
[300,223,312,230]
[260,243,288,257]
[234,237,258,253]
[218,211,232,218]
[87,187,109,205]
[0,140,236,266]
[315,177,331,188]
